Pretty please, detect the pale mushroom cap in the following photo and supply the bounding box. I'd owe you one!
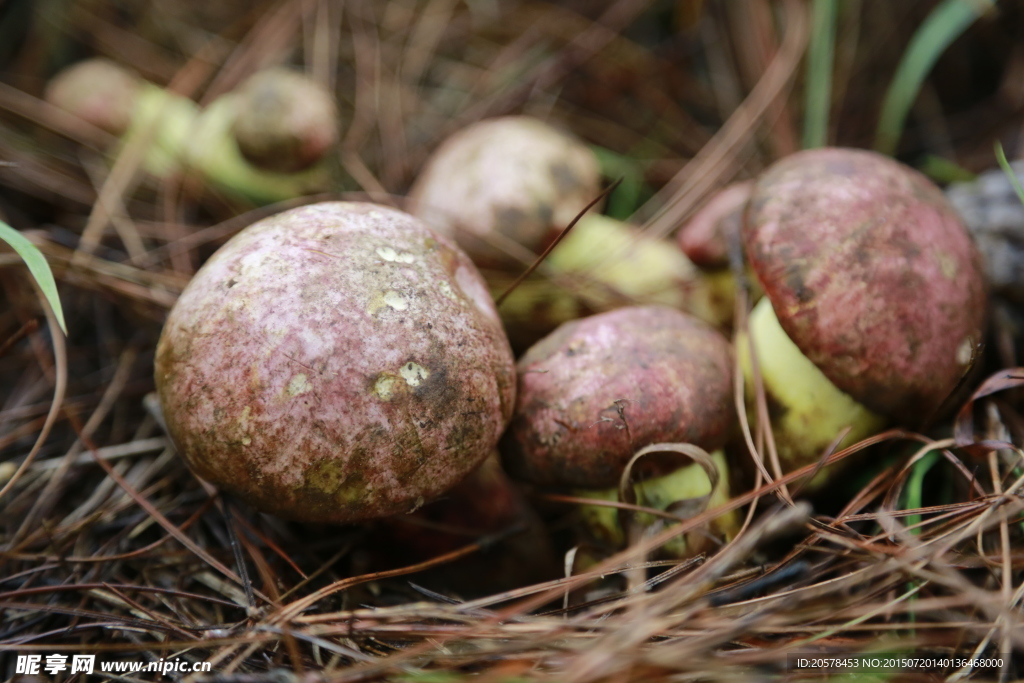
[410,116,602,268]
[232,68,340,173]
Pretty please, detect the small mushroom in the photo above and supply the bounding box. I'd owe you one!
[740,148,987,468]
[677,180,752,269]
[46,58,140,137]
[185,68,338,204]
[231,68,339,174]
[673,181,759,329]
[155,202,516,524]
[501,306,739,556]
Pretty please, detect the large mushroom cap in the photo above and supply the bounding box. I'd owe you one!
[744,147,987,421]
[155,202,516,524]
[501,306,734,488]
[409,116,602,269]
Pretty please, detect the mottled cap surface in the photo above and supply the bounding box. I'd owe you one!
[502,306,734,488]
[744,147,986,421]
[232,68,339,173]
[155,202,515,523]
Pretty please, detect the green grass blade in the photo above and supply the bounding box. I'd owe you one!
[803,0,837,149]
[0,221,67,335]
[874,0,992,155]
[902,449,940,533]
[995,141,1024,206]
[590,145,645,220]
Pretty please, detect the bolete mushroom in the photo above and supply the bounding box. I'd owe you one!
[739,148,987,470]
[185,68,338,204]
[501,305,739,556]
[155,202,516,524]
[409,115,602,269]
[231,68,339,174]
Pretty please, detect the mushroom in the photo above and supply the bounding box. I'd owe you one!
[739,148,987,470]
[185,68,338,204]
[501,305,739,556]
[45,58,141,137]
[677,180,752,270]
[231,68,339,174]
[45,58,198,177]
[155,202,516,524]
[409,115,602,270]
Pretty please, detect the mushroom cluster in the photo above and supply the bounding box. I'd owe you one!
[150,108,988,565]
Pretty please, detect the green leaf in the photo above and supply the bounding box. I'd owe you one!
[995,141,1024,206]
[0,221,67,335]
[874,0,993,155]
[803,0,837,149]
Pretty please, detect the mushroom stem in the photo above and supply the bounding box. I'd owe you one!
[737,297,885,474]
[494,215,737,350]
[127,83,199,177]
[576,450,739,558]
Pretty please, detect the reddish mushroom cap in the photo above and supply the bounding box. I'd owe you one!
[677,181,752,268]
[743,147,987,422]
[155,202,516,524]
[501,306,735,488]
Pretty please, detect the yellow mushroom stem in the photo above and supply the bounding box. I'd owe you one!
[493,215,739,350]
[127,84,199,177]
[737,297,885,476]
[576,450,739,559]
